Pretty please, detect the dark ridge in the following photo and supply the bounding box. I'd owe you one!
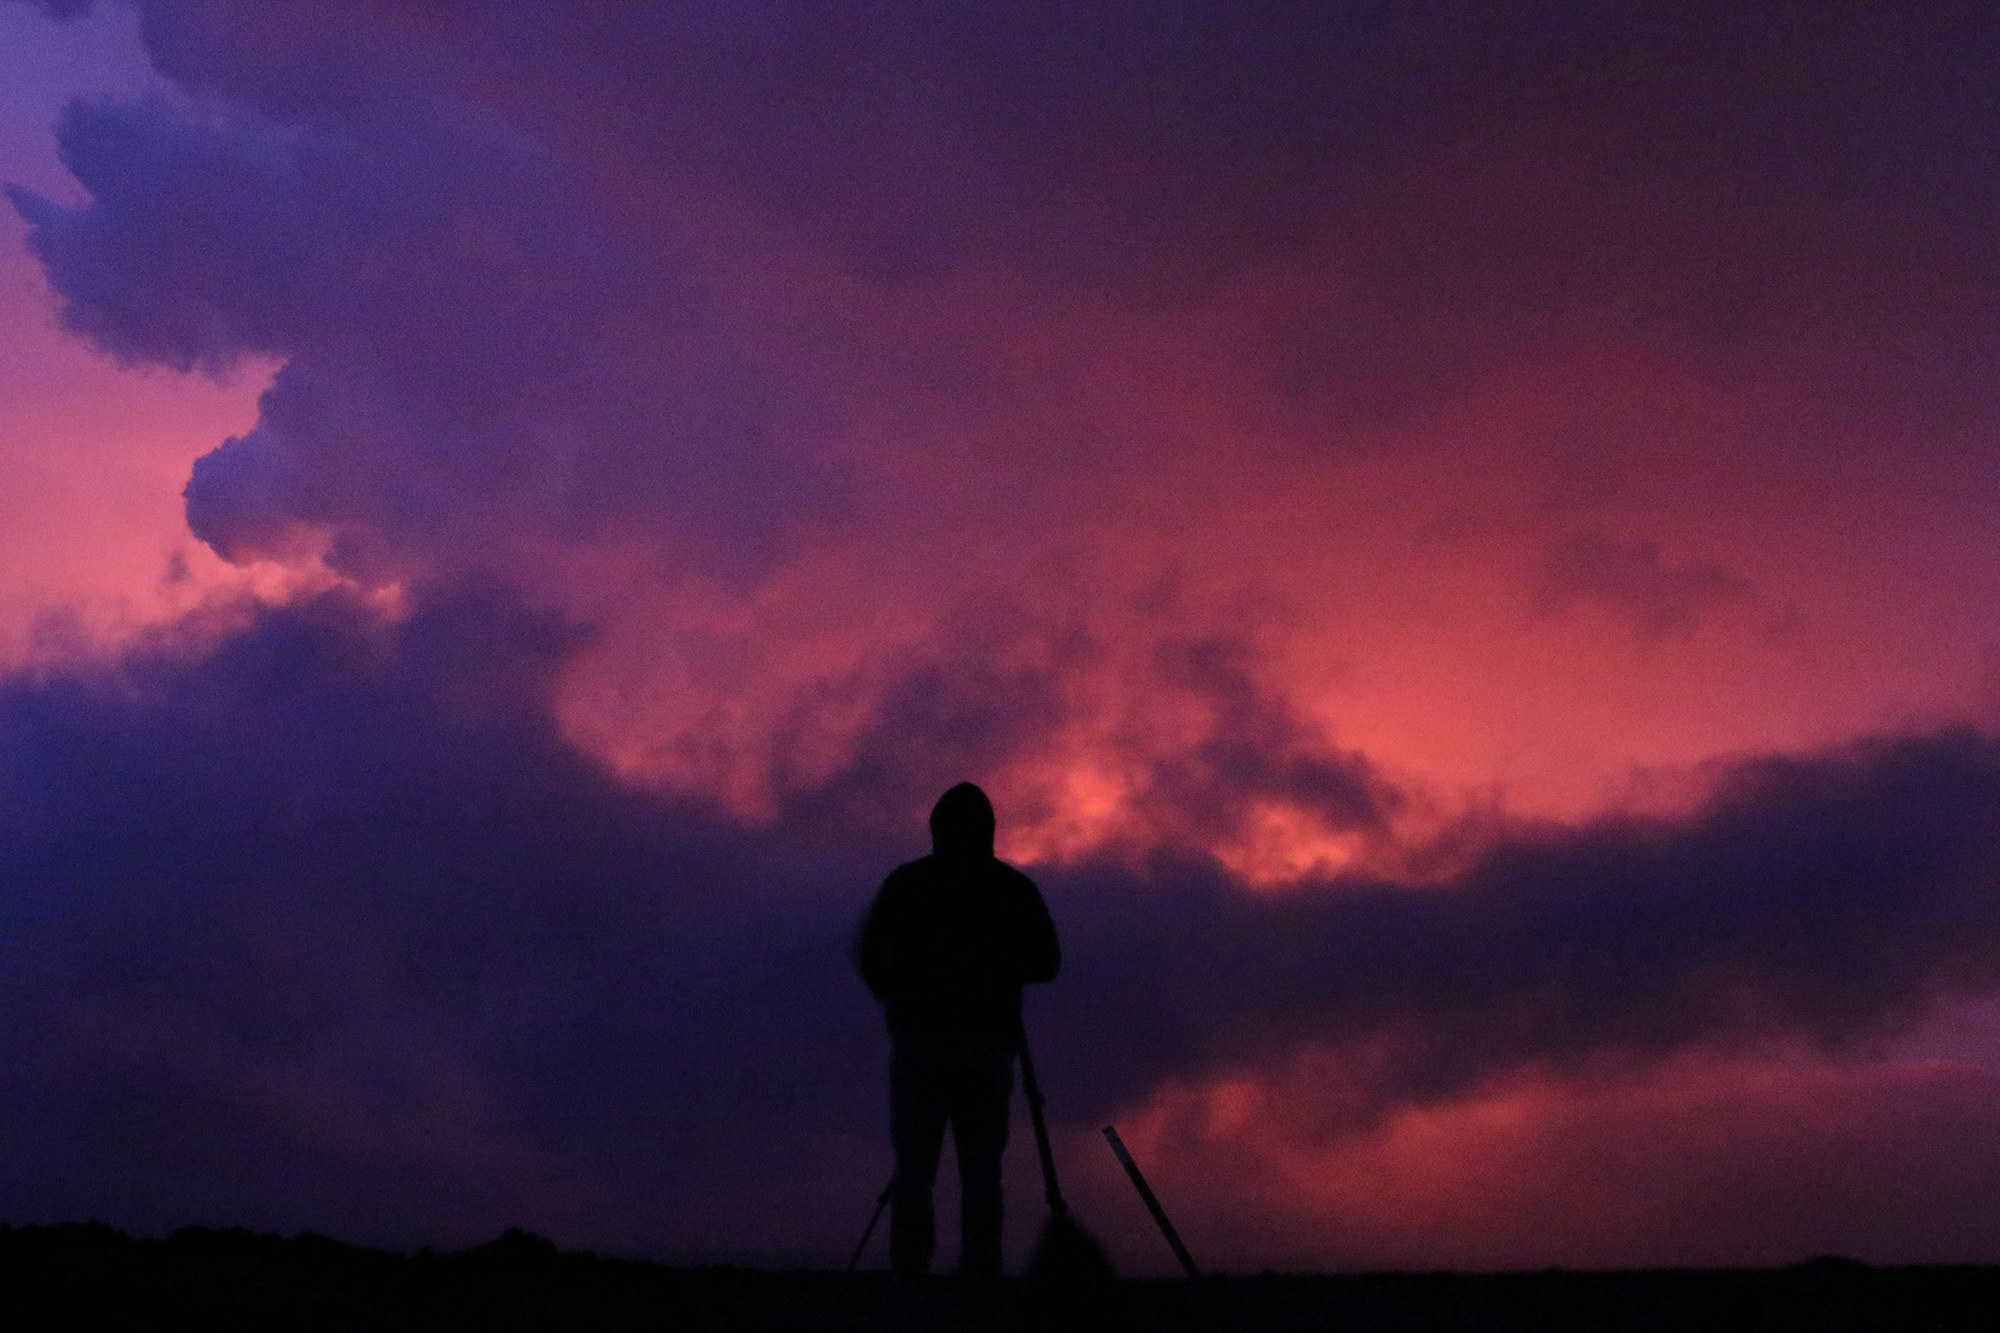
[5,1222,2000,1330]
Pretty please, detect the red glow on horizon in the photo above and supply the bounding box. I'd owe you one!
[1098,1039,2000,1273]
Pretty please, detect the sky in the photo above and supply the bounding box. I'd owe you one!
[2,0,2000,1274]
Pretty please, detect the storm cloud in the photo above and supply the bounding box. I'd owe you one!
[8,86,821,584]
[1,581,1997,1257]
[8,0,2000,1271]
[13,0,2000,597]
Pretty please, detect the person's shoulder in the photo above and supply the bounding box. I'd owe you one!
[868,860,933,922]
[881,855,941,890]
[990,859,1040,892]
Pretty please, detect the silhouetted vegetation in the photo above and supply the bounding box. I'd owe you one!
[5,1223,1999,1330]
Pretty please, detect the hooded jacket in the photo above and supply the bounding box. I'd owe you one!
[856,783,1060,1042]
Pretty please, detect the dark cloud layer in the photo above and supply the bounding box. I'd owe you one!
[12,0,2000,591]
[1051,727,2000,1122]
[2,586,1998,1254]
[110,2,2000,289]
[0,586,893,1250]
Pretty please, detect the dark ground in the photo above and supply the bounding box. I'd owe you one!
[5,1222,1998,1331]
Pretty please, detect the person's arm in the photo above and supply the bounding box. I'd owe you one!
[1014,873,1060,984]
[856,874,904,1000]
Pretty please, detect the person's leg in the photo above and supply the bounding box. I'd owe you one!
[949,1043,1016,1280]
[889,1034,950,1279]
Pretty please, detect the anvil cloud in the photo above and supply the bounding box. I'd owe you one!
[4,0,2000,1271]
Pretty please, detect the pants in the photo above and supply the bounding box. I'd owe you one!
[889,1029,1016,1278]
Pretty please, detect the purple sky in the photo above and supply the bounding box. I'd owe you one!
[5,0,2000,1273]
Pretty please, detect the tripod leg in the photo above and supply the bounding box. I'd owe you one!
[1103,1125,1199,1277]
[1018,1023,1068,1215]
[846,1173,896,1273]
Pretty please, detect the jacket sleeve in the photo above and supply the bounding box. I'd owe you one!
[1014,873,1060,985]
[855,873,903,1000]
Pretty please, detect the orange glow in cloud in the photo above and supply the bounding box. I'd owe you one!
[7,165,1992,884]
[14,10,1989,860]
[1213,803,1363,886]
[534,276,1999,870]
[7,0,1993,865]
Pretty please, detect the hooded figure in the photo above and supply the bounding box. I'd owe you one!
[857,782,1060,1280]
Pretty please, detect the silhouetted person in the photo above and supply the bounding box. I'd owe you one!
[857,782,1060,1281]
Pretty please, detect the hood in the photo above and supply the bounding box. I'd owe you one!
[929,782,996,858]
